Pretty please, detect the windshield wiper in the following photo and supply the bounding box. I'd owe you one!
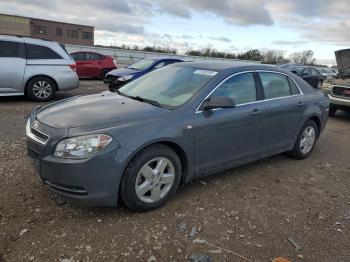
[116,91,170,109]
[134,96,165,108]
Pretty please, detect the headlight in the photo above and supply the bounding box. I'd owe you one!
[118,75,133,82]
[54,134,113,159]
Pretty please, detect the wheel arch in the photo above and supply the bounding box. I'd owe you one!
[122,140,190,183]
[308,115,321,138]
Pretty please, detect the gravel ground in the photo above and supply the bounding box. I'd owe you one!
[0,80,350,262]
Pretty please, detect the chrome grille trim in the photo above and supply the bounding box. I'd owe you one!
[26,119,49,145]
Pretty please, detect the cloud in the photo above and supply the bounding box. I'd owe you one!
[272,40,308,46]
[209,36,231,43]
[151,0,273,26]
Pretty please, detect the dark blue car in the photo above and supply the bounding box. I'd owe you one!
[104,57,183,91]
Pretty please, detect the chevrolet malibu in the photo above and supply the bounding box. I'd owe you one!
[26,62,329,211]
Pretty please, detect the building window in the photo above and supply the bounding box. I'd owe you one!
[67,29,78,38]
[56,28,62,37]
[34,25,46,35]
[82,31,93,40]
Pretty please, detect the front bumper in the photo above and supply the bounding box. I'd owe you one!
[104,75,129,91]
[26,118,131,207]
[328,94,350,107]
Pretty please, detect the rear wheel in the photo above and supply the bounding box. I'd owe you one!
[287,120,318,159]
[121,145,181,212]
[26,76,56,102]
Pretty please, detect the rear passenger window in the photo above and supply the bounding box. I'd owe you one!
[0,41,20,57]
[211,73,257,105]
[259,73,291,99]
[26,44,62,59]
[85,53,101,60]
[288,77,300,95]
[71,52,85,61]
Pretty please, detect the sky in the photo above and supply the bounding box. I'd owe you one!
[1,0,349,64]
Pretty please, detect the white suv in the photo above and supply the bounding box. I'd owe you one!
[0,35,79,101]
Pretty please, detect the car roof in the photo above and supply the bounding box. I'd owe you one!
[144,57,184,62]
[174,61,268,72]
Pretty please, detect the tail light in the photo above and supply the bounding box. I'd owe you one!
[69,63,77,72]
[113,59,118,68]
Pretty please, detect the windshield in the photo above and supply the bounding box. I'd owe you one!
[119,66,218,108]
[127,59,156,70]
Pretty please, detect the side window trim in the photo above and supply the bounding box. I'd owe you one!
[195,70,303,113]
[196,71,258,112]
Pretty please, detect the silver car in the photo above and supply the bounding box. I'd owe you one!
[0,35,79,101]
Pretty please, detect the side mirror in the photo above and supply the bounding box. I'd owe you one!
[202,97,235,111]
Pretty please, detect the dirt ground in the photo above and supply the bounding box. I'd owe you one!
[0,80,350,262]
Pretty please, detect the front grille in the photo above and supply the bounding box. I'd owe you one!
[30,127,49,143]
[332,86,350,99]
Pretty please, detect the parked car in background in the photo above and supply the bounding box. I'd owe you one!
[0,35,79,101]
[26,62,329,211]
[287,66,324,89]
[104,57,183,91]
[322,49,350,116]
[317,67,338,79]
[278,63,303,69]
[71,51,117,79]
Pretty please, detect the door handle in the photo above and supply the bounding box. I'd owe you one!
[251,109,260,115]
[297,101,304,106]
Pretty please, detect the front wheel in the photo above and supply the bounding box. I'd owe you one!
[287,120,318,159]
[120,145,182,212]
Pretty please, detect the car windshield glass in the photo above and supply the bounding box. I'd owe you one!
[119,66,217,108]
[318,68,328,73]
[127,59,156,70]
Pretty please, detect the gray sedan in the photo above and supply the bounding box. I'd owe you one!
[26,62,330,211]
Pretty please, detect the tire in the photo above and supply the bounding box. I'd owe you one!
[329,106,337,117]
[121,144,182,212]
[100,69,110,79]
[26,76,56,102]
[287,120,318,159]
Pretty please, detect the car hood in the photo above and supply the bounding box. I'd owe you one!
[36,92,168,129]
[107,67,141,77]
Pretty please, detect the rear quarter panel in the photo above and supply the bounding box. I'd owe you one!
[24,64,79,91]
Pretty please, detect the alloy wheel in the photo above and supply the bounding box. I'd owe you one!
[33,81,52,99]
[135,157,175,203]
[300,126,316,154]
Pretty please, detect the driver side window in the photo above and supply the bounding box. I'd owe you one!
[211,73,257,105]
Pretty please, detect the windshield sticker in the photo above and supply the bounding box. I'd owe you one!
[194,70,218,76]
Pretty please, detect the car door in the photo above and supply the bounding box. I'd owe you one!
[84,53,102,77]
[0,40,26,94]
[311,68,323,88]
[194,72,264,173]
[257,72,304,155]
[72,52,86,77]
[301,67,316,87]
